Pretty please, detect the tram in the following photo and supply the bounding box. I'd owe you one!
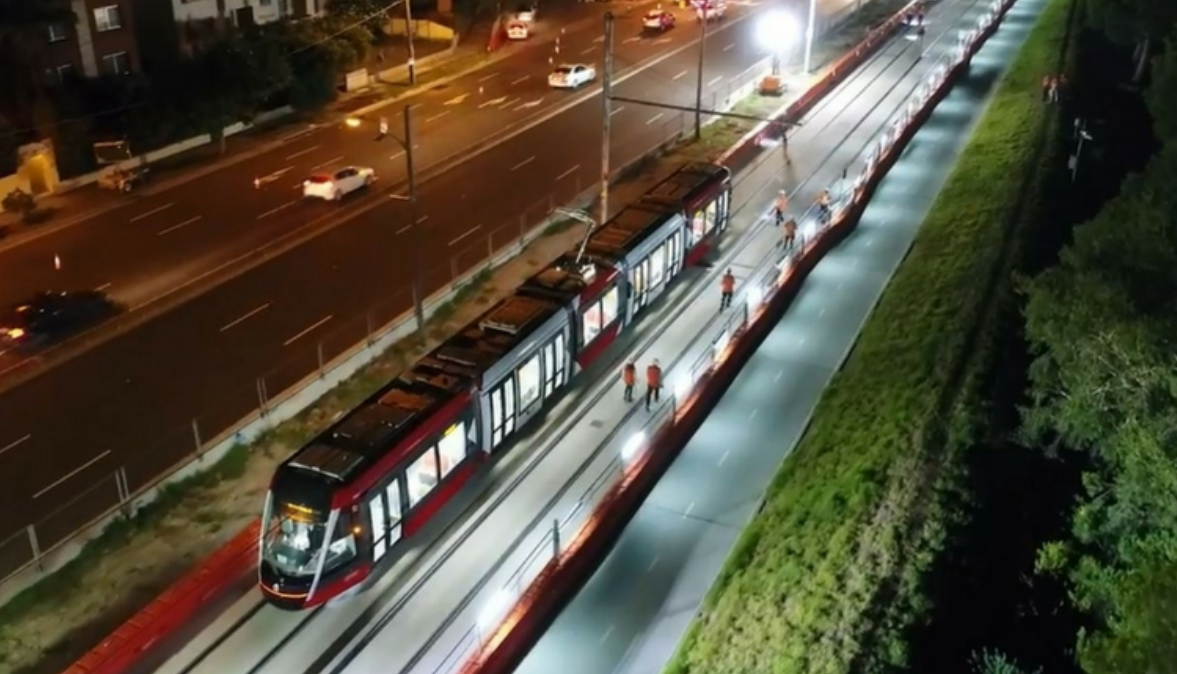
[258,163,731,609]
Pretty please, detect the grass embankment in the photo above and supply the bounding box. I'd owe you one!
[665,0,1076,672]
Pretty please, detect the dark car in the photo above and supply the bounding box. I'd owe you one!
[1,290,120,348]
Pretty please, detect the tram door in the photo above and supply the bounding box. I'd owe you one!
[367,478,404,562]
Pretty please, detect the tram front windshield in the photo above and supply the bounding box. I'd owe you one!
[262,498,356,578]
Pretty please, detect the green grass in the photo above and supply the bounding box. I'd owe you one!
[664,0,1075,673]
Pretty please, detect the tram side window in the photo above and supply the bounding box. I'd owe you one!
[407,448,441,507]
[691,210,706,243]
[648,244,667,289]
[581,287,620,345]
[385,479,403,525]
[436,422,467,479]
[517,354,542,412]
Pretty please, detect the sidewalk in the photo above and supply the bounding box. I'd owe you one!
[0,0,646,241]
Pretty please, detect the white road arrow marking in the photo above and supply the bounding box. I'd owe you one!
[517,98,544,109]
[479,96,509,109]
[443,93,470,106]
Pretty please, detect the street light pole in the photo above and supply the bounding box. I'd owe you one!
[695,11,709,140]
[601,12,615,227]
[803,0,817,74]
[404,105,425,338]
[404,0,417,85]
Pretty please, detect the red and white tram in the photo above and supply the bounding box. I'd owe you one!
[259,162,731,609]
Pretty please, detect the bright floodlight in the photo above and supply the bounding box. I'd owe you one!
[757,11,801,53]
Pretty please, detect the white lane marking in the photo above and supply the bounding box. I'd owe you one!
[593,36,605,43]
[646,113,664,125]
[723,42,735,51]
[95,283,112,291]
[396,224,412,235]
[708,75,723,86]
[284,315,333,347]
[443,93,470,106]
[0,434,31,458]
[417,214,429,224]
[556,165,579,181]
[683,501,695,518]
[623,36,641,44]
[220,303,271,332]
[610,106,625,116]
[449,225,482,247]
[479,96,509,109]
[511,156,535,172]
[654,37,672,45]
[581,46,597,55]
[34,449,111,499]
[511,75,529,85]
[425,110,450,123]
[478,71,500,82]
[129,203,175,223]
[158,215,202,236]
[719,448,731,466]
[749,408,758,420]
[673,70,689,80]
[257,201,296,219]
[774,369,783,382]
[646,556,660,573]
[600,624,615,644]
[285,145,320,161]
[390,150,405,161]
[311,155,344,171]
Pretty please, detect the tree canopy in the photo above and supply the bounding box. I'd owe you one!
[1020,24,1177,674]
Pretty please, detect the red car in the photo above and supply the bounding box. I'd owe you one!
[643,10,676,32]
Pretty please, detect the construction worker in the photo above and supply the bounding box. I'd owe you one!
[621,360,636,402]
[774,190,788,226]
[782,217,797,250]
[645,359,663,410]
[720,268,735,310]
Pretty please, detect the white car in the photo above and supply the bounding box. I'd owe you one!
[548,64,596,89]
[514,2,537,22]
[694,0,726,21]
[302,166,375,201]
[507,20,529,40]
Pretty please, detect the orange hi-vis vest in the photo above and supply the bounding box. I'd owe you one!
[646,364,662,387]
[721,273,735,294]
[622,363,636,385]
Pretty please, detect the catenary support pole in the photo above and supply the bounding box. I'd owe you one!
[600,12,615,227]
[405,0,418,85]
[804,0,817,74]
[405,105,426,338]
[695,11,709,139]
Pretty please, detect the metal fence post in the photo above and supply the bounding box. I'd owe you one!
[27,525,41,570]
[317,342,326,379]
[116,467,132,518]
[191,418,202,457]
[552,517,561,560]
[366,310,376,347]
[256,377,269,416]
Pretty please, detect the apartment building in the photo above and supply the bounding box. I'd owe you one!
[172,0,326,27]
[42,0,141,82]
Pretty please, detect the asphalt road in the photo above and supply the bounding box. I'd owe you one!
[0,0,759,317]
[0,0,789,562]
[510,1,1048,672]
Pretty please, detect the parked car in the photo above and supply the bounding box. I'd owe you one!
[548,64,596,89]
[302,166,376,201]
[0,290,121,348]
[643,9,676,32]
[97,165,151,194]
[507,20,530,40]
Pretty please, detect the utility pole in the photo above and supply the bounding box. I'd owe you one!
[404,105,425,337]
[600,12,615,227]
[694,10,709,139]
[404,0,417,85]
[803,0,816,74]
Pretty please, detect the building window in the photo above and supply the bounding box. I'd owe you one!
[94,5,122,32]
[47,24,68,42]
[46,64,75,84]
[102,51,130,75]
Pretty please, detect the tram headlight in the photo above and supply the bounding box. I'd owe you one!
[746,285,764,310]
[673,375,692,401]
[478,589,513,630]
[621,432,646,463]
